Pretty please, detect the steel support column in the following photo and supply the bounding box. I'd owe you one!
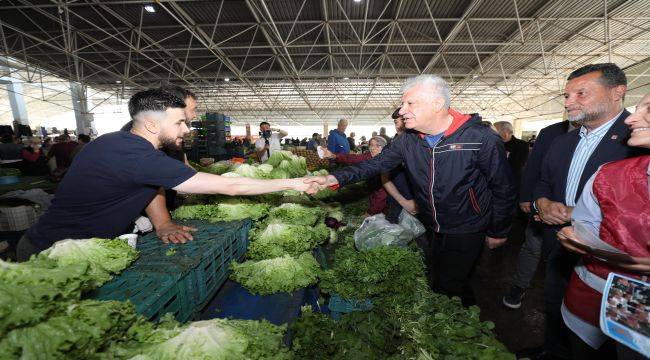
[70,82,94,135]
[0,65,30,126]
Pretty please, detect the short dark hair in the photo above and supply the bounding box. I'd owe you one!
[159,85,196,101]
[312,133,319,138]
[128,88,186,118]
[1,134,12,143]
[259,121,270,127]
[391,107,401,119]
[78,134,91,143]
[567,63,627,87]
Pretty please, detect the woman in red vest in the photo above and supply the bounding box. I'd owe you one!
[558,93,650,359]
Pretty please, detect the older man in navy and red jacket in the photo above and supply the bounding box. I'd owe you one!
[306,74,515,307]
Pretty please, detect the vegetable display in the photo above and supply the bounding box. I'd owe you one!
[117,318,291,360]
[246,221,329,261]
[39,238,139,287]
[230,253,320,295]
[172,202,270,222]
[1,300,139,360]
[2,151,514,359]
[268,203,326,226]
[319,243,425,306]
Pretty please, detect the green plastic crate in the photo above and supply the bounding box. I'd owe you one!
[89,271,194,323]
[132,220,251,309]
[90,220,251,322]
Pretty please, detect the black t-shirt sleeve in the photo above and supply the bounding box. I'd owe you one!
[133,150,196,189]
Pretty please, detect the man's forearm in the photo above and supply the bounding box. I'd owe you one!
[145,187,172,228]
[381,174,407,204]
[175,172,299,196]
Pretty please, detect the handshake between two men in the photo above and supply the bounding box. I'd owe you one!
[297,175,340,195]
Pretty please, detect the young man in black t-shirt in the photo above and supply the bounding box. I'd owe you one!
[17,89,317,261]
[121,85,200,212]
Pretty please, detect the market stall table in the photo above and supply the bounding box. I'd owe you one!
[0,176,56,194]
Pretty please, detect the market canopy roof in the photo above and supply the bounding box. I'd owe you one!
[0,0,648,126]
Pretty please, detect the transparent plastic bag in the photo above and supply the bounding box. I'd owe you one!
[354,214,414,251]
[398,210,426,238]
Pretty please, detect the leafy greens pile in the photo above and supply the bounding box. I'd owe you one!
[172,202,270,222]
[107,318,291,360]
[39,238,139,287]
[268,203,326,226]
[264,150,308,178]
[292,229,514,360]
[230,253,320,295]
[0,258,92,337]
[247,220,329,261]
[0,300,139,359]
[319,242,425,306]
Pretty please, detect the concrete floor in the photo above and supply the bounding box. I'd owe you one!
[472,217,546,353]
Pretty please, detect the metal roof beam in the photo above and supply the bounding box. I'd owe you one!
[421,0,485,74]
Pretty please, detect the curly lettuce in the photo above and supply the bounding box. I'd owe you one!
[247,221,329,260]
[230,253,320,295]
[268,203,326,226]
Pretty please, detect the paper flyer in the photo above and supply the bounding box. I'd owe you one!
[570,222,635,264]
[600,273,650,357]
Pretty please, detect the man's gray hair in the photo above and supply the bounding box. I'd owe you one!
[400,75,452,109]
[493,121,513,133]
[338,118,348,125]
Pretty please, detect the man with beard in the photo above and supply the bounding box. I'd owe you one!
[15,88,318,261]
[520,63,646,360]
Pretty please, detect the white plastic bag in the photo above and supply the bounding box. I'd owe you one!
[398,210,426,238]
[354,214,413,251]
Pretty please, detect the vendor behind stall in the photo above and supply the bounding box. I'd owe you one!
[16,88,318,261]
[322,136,389,216]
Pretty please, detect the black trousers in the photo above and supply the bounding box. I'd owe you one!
[430,231,485,307]
[569,330,646,360]
[543,227,581,358]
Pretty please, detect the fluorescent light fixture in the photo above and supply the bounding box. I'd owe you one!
[343,77,350,80]
[144,5,155,13]
[353,0,362,3]
[115,80,121,84]
[548,95,555,100]
[472,75,479,79]
[224,78,230,82]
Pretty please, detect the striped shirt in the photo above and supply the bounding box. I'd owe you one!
[564,111,621,206]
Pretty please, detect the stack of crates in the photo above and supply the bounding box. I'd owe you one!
[205,112,230,160]
[89,219,251,323]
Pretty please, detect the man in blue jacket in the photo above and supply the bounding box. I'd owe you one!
[307,75,515,306]
[327,118,350,154]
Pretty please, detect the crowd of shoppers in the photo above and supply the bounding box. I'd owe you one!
[0,130,92,180]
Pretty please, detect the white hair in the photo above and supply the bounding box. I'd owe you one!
[338,118,348,125]
[493,121,513,133]
[400,75,452,109]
